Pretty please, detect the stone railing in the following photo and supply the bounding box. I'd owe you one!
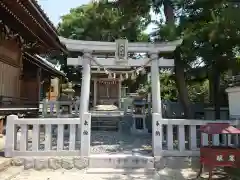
[40,100,77,117]
[4,113,91,157]
[4,112,240,159]
[40,100,124,117]
[152,113,240,157]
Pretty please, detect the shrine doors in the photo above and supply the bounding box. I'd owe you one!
[96,79,119,106]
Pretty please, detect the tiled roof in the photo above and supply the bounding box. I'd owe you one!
[31,0,58,34]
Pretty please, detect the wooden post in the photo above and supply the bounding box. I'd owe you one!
[0,116,4,136]
[37,68,42,102]
[48,79,51,100]
[93,78,97,107]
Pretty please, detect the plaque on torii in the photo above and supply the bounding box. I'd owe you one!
[115,39,128,64]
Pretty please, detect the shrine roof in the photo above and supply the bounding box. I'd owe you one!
[24,53,66,77]
[0,0,67,54]
[200,123,240,134]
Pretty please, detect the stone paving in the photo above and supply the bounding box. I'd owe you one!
[0,134,231,180]
[90,131,152,154]
[1,167,230,180]
[9,168,160,180]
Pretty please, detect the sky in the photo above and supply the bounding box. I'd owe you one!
[37,0,90,26]
[37,0,158,33]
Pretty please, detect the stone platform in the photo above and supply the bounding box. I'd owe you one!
[89,154,154,168]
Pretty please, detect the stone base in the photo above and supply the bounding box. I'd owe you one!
[11,157,88,170]
[154,156,200,170]
[131,128,149,135]
[10,155,200,173]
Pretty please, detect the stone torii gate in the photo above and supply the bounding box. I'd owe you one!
[60,37,181,156]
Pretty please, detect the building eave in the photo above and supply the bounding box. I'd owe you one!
[24,52,66,78]
[0,0,67,54]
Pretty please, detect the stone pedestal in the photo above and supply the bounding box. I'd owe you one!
[130,115,148,134]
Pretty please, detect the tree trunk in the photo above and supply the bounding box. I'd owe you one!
[208,69,214,104]
[162,1,192,118]
[212,68,221,119]
[174,48,193,118]
[163,0,174,24]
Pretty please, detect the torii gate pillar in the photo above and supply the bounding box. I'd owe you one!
[150,52,163,157]
[150,53,162,114]
[79,53,91,117]
[77,53,92,146]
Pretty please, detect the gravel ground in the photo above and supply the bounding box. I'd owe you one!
[90,131,152,155]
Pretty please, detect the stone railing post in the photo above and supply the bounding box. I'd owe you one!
[81,112,91,157]
[5,115,18,157]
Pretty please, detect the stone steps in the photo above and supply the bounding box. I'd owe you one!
[91,117,119,131]
[88,154,154,169]
[86,168,156,174]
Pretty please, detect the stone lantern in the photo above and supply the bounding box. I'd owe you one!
[61,82,75,99]
[60,82,75,114]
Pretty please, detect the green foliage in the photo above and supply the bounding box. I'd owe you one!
[179,0,240,69]
[57,1,151,42]
[54,0,240,107]
[160,72,209,102]
[188,80,209,103]
[160,72,178,101]
[57,0,151,81]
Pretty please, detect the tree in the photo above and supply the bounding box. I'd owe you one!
[150,0,240,118]
[57,1,151,82]
[151,0,194,118]
[58,1,151,42]
[179,0,240,118]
